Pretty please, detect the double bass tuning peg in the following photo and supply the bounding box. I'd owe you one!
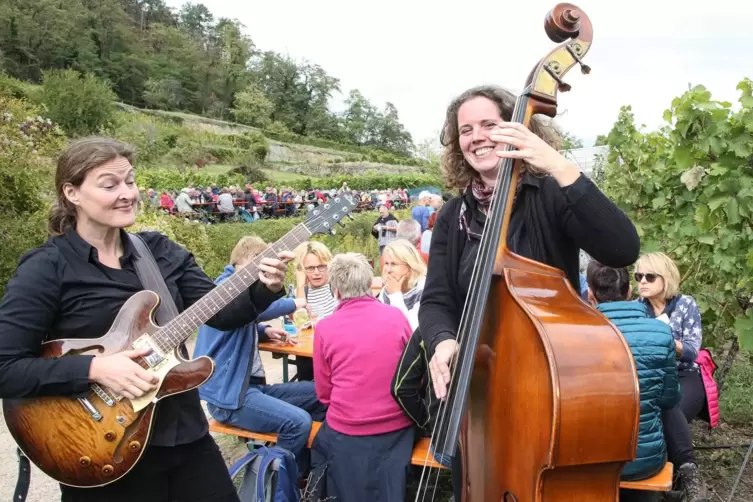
[566,44,591,75]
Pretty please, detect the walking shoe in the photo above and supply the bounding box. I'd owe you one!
[678,462,710,502]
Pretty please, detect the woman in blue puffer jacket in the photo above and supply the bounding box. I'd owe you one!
[586,261,679,499]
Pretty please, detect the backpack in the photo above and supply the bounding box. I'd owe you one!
[229,444,300,502]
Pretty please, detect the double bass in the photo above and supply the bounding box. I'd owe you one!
[420,4,641,501]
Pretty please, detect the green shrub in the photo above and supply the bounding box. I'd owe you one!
[0,96,65,296]
[111,112,184,167]
[0,74,42,103]
[41,69,117,137]
[136,168,246,191]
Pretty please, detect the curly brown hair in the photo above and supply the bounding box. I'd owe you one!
[439,85,562,190]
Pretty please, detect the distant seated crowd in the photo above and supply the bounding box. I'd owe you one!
[137,182,423,222]
[195,209,718,500]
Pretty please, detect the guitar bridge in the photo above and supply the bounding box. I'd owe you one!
[132,334,167,369]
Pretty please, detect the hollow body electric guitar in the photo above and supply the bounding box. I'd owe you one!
[3,196,356,488]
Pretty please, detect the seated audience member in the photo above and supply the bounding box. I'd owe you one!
[634,253,710,501]
[378,239,426,331]
[293,241,337,381]
[635,252,709,423]
[294,241,337,321]
[586,261,680,502]
[310,253,415,501]
[194,236,327,475]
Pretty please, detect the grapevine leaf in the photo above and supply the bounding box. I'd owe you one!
[708,196,727,212]
[735,310,753,351]
[696,235,715,245]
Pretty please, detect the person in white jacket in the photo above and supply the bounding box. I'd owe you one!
[378,239,427,330]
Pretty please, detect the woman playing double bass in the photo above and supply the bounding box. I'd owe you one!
[418,85,641,498]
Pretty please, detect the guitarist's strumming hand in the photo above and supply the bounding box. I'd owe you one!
[257,251,295,293]
[88,347,160,401]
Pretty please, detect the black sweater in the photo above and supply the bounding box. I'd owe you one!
[418,172,640,354]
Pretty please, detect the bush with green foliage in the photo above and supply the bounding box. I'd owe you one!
[0,74,42,103]
[0,96,66,296]
[600,79,753,350]
[41,69,117,137]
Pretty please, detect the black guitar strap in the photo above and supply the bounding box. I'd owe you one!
[127,233,179,324]
[13,447,30,502]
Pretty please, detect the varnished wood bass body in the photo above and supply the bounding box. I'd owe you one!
[459,251,640,501]
[2,196,356,488]
[4,291,209,487]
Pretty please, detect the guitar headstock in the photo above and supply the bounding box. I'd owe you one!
[304,195,357,235]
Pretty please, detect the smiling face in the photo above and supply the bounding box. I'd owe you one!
[63,156,139,231]
[457,96,503,184]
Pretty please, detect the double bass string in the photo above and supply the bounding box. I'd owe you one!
[415,98,526,501]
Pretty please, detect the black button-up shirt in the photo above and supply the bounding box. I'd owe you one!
[0,229,282,446]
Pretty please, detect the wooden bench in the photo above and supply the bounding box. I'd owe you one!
[209,419,444,469]
[208,419,672,490]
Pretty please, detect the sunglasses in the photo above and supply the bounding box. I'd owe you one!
[634,272,660,283]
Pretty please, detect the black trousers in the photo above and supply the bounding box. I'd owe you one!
[60,434,238,502]
[678,369,705,423]
[662,404,696,466]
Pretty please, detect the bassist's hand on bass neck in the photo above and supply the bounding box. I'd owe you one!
[88,347,159,401]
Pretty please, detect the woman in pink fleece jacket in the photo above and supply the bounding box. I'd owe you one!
[310,252,415,501]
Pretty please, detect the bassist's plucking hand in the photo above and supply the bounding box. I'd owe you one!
[429,339,459,400]
[88,347,160,401]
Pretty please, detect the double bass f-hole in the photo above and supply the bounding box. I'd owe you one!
[504,493,519,502]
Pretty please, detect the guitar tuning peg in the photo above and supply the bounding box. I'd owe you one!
[346,213,355,220]
[329,229,336,236]
[337,221,346,227]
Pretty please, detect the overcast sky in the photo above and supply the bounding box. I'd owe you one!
[166,0,752,147]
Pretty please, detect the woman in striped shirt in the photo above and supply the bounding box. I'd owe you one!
[294,241,338,321]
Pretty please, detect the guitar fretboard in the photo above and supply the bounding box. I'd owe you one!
[151,224,310,352]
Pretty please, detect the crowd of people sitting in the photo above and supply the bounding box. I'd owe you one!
[195,197,717,501]
[138,182,417,222]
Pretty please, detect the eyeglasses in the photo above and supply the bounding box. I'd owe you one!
[634,272,660,283]
[304,265,328,274]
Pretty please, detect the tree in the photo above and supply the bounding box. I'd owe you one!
[231,83,273,127]
[600,80,753,350]
[560,130,584,150]
[594,134,608,146]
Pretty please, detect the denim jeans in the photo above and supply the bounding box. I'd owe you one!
[207,381,327,474]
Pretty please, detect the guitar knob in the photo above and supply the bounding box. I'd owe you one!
[102,465,114,476]
[129,441,141,452]
[104,431,116,442]
[79,456,91,467]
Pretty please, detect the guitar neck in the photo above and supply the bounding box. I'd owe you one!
[153,224,311,351]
